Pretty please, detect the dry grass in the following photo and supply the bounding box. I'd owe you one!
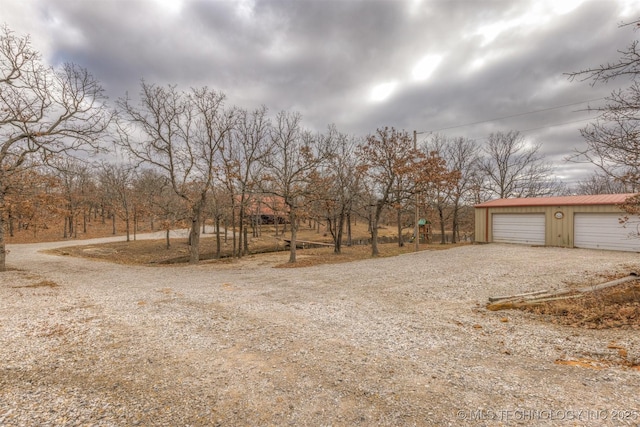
[46,229,470,268]
[273,241,469,268]
[40,221,474,267]
[489,271,640,330]
[520,280,640,330]
[49,239,198,265]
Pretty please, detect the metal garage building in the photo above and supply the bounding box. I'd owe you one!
[474,193,640,252]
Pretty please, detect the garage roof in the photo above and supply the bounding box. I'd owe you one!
[475,193,637,208]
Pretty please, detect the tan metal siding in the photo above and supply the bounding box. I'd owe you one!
[474,208,488,242]
[474,203,624,247]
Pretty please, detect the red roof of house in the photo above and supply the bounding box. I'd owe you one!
[237,194,288,216]
[474,193,637,208]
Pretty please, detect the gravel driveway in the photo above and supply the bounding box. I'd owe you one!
[1,238,640,426]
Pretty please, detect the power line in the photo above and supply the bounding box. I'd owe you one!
[416,117,597,147]
[422,97,604,133]
[520,117,594,134]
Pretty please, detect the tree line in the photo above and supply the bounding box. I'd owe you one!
[2,19,639,270]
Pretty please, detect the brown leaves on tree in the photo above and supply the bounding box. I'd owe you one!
[356,127,460,255]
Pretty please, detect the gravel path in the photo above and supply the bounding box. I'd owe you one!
[1,238,640,426]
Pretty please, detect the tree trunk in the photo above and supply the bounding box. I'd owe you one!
[165,229,171,249]
[243,226,249,255]
[215,216,221,259]
[396,208,404,247]
[451,206,459,244]
[7,207,15,238]
[371,221,379,256]
[223,218,227,243]
[238,203,245,259]
[288,209,297,263]
[370,201,384,257]
[335,213,344,254]
[0,194,7,272]
[188,213,201,264]
[125,214,130,242]
[438,206,446,244]
[451,196,461,244]
[253,215,258,237]
[231,207,237,258]
[347,211,352,247]
[328,216,336,249]
[67,215,74,238]
[112,214,116,235]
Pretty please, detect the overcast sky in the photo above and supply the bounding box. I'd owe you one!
[3,0,639,187]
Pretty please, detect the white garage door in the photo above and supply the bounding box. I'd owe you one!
[574,213,640,252]
[492,213,545,245]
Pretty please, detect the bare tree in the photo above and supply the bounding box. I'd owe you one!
[428,135,480,243]
[0,26,111,270]
[134,168,185,249]
[567,19,640,190]
[260,111,329,263]
[116,83,235,263]
[317,129,362,253]
[219,105,271,258]
[4,166,61,238]
[479,131,557,200]
[356,127,416,256]
[575,171,631,195]
[99,163,135,241]
[51,158,94,239]
[567,19,640,85]
[205,187,230,257]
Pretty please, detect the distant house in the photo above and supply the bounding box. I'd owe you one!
[239,194,288,225]
[474,193,640,252]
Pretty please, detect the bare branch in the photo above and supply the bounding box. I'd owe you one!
[0,25,112,270]
[565,19,640,85]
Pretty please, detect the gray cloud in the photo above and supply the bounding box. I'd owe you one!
[3,0,639,187]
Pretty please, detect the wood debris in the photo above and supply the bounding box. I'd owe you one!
[487,272,638,311]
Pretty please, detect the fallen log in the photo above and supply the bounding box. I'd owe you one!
[487,294,586,311]
[487,272,638,311]
[575,272,637,293]
[488,289,550,303]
